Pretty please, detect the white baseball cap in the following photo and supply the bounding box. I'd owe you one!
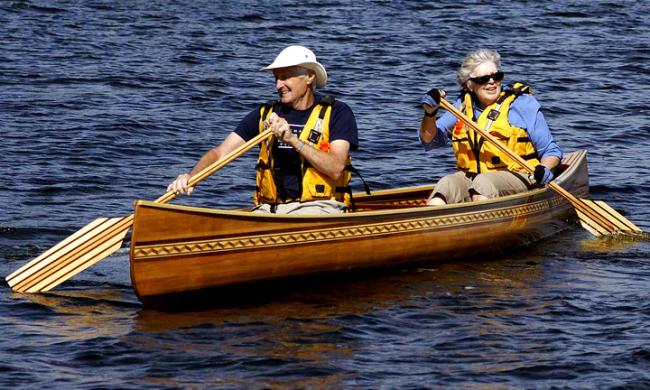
[260,45,328,88]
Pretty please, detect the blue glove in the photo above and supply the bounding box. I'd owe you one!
[533,165,554,184]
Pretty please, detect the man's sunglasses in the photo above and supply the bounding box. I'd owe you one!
[469,71,505,85]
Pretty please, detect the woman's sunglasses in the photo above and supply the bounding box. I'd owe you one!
[469,71,504,85]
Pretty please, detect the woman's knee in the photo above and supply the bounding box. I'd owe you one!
[470,175,499,199]
[434,173,472,204]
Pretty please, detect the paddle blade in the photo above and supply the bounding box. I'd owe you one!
[575,209,607,237]
[574,198,648,240]
[590,199,642,232]
[6,216,132,293]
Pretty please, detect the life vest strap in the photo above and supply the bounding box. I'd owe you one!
[521,152,539,160]
[346,164,371,195]
[260,100,278,121]
[510,83,531,96]
[256,161,271,170]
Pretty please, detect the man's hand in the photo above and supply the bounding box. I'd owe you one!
[266,113,294,142]
[167,172,194,195]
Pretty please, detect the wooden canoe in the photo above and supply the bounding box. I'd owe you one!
[130,150,590,307]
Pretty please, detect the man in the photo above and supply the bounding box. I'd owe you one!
[168,45,359,214]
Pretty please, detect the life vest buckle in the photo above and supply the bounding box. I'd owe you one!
[487,109,500,121]
[308,129,322,143]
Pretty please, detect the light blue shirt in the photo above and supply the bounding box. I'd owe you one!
[421,94,563,161]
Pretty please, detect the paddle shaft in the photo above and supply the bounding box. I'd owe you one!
[156,129,273,203]
[438,98,619,233]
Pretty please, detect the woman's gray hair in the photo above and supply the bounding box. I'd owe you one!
[456,49,502,88]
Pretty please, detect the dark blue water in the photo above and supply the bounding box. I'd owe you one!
[2,1,649,388]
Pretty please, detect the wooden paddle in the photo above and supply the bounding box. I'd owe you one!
[438,97,647,239]
[6,129,274,293]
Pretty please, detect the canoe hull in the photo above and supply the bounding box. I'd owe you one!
[130,150,589,307]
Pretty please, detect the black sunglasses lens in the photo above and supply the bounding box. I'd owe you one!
[471,71,505,84]
[474,75,490,84]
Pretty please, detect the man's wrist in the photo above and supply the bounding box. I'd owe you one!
[296,140,306,152]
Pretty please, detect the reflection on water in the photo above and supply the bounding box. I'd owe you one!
[131,256,545,327]
[13,255,548,339]
[578,235,648,253]
[10,289,138,340]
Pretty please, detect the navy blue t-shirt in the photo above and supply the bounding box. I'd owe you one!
[234,94,359,201]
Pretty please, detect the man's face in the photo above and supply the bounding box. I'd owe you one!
[273,66,314,107]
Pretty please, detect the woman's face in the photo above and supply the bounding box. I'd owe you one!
[467,61,502,107]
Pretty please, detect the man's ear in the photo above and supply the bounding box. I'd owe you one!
[305,72,316,86]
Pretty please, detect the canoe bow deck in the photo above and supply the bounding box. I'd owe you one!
[130,150,590,307]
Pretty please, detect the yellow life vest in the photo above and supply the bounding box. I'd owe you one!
[451,82,541,174]
[253,97,353,206]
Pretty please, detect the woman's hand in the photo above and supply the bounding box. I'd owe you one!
[533,165,554,184]
[420,88,443,116]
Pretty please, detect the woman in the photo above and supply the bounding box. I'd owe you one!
[418,48,562,205]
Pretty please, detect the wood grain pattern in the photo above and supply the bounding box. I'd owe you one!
[129,151,590,307]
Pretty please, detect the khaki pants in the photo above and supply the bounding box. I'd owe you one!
[252,200,347,215]
[432,171,534,204]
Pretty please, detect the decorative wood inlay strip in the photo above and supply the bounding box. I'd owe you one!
[133,195,570,261]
